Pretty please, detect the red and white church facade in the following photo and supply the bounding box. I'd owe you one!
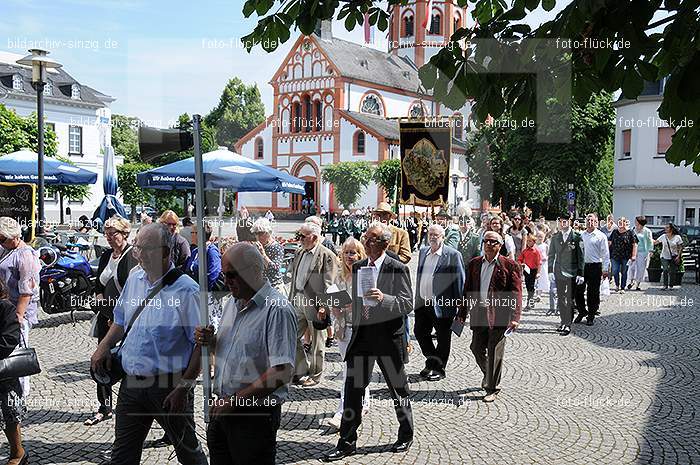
[235,1,476,214]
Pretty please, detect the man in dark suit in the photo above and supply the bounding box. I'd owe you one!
[322,222,414,461]
[414,224,465,381]
[457,231,522,403]
[547,213,585,336]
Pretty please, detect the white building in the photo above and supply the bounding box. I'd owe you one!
[0,50,117,223]
[613,79,700,228]
[235,1,477,215]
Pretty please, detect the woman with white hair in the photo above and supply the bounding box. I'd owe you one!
[0,217,41,398]
[251,217,285,293]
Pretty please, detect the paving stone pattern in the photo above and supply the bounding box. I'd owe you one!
[2,256,699,464]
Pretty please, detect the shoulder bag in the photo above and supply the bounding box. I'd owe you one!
[0,330,41,380]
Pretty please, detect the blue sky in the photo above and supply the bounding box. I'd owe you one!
[1,0,565,126]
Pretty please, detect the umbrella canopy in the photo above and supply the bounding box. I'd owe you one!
[136,147,305,194]
[93,146,127,224]
[0,149,98,185]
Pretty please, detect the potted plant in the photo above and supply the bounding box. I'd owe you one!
[647,243,662,283]
[673,234,689,286]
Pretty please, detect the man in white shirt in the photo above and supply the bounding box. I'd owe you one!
[414,224,465,381]
[575,213,610,326]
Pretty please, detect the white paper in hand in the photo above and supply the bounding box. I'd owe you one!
[359,266,378,306]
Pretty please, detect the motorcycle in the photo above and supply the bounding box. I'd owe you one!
[35,236,98,319]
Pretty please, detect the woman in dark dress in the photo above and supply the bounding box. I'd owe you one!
[0,280,28,465]
[84,217,137,426]
[608,217,638,293]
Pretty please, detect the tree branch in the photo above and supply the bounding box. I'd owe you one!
[645,13,677,30]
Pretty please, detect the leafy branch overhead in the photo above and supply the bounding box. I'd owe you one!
[241,0,700,172]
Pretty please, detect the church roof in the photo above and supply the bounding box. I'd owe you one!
[313,35,427,95]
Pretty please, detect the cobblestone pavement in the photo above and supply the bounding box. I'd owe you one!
[2,251,699,464]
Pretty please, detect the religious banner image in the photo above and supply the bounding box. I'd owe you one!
[399,118,452,206]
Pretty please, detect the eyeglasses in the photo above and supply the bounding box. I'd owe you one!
[133,244,165,253]
[105,230,123,238]
[483,239,501,246]
[364,237,385,245]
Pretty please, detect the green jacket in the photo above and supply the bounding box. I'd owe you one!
[548,230,584,278]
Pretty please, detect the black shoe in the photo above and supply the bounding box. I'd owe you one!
[419,367,431,378]
[560,326,571,336]
[595,311,601,315]
[325,337,334,348]
[148,434,171,448]
[425,370,442,382]
[573,314,585,324]
[586,319,594,326]
[555,324,565,332]
[391,439,413,453]
[322,443,357,462]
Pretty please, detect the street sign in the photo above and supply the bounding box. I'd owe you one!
[567,191,576,201]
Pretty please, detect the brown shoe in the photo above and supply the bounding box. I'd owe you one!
[483,391,499,402]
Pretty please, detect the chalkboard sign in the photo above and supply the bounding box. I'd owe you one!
[0,182,36,241]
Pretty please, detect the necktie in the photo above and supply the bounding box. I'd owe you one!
[362,261,375,321]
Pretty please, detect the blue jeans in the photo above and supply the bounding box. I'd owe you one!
[611,258,629,289]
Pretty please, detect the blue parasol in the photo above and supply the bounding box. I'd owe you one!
[93,146,127,224]
[0,149,98,184]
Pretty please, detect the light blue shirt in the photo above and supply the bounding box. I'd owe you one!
[213,282,297,402]
[113,266,201,376]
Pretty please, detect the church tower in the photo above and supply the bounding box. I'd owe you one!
[388,0,468,68]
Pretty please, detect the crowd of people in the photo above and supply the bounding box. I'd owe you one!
[0,203,689,465]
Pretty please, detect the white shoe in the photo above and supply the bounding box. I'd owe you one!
[327,413,342,430]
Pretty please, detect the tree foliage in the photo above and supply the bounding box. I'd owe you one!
[373,159,401,202]
[111,114,141,164]
[204,78,266,149]
[467,92,615,217]
[116,162,153,212]
[241,0,700,172]
[322,161,374,209]
[0,104,58,156]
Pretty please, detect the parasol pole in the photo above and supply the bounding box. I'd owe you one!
[192,114,213,423]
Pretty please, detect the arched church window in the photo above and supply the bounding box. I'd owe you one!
[361,95,383,116]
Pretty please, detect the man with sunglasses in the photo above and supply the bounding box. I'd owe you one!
[323,222,414,461]
[457,231,522,403]
[90,223,207,465]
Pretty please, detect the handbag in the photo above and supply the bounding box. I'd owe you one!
[90,268,183,386]
[0,332,41,380]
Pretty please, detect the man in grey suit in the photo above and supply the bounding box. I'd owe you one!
[289,221,337,387]
[414,224,465,381]
[548,213,585,336]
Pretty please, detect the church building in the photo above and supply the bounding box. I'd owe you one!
[235,0,475,214]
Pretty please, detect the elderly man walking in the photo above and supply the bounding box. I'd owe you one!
[289,221,337,387]
[195,243,297,465]
[90,223,207,465]
[322,222,414,461]
[548,213,584,336]
[414,224,465,381]
[458,231,522,403]
[372,202,411,264]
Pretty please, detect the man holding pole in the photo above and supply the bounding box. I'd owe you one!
[196,242,297,465]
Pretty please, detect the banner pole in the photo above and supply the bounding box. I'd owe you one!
[192,114,212,423]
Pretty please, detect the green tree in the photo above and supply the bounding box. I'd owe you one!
[467,92,615,217]
[242,0,700,172]
[111,114,141,163]
[204,78,266,148]
[0,104,58,156]
[373,159,401,204]
[117,162,153,221]
[322,161,374,209]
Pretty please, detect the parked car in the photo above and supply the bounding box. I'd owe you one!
[123,205,157,220]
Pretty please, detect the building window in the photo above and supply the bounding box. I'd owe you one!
[255,138,264,159]
[69,125,82,155]
[292,102,301,133]
[657,215,675,226]
[12,74,22,91]
[430,13,441,35]
[354,131,366,155]
[46,122,55,134]
[410,103,425,118]
[657,127,674,155]
[453,114,464,139]
[43,81,53,96]
[402,14,414,38]
[686,208,696,226]
[361,94,383,116]
[71,84,80,100]
[314,100,323,131]
[303,95,312,133]
[622,129,631,158]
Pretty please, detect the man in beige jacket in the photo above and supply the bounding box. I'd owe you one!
[372,202,411,264]
[289,221,337,386]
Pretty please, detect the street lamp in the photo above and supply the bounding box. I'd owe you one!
[451,173,459,215]
[17,49,62,233]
